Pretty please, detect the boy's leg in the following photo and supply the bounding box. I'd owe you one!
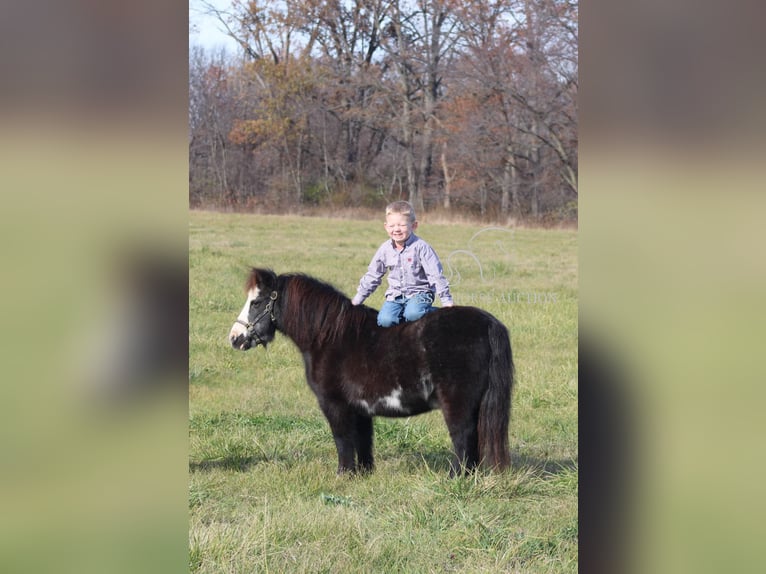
[403,292,435,322]
[378,299,405,327]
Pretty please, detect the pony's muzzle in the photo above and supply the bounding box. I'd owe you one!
[230,333,249,350]
[230,330,265,351]
[229,326,253,350]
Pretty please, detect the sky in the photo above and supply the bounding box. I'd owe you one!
[189,0,238,53]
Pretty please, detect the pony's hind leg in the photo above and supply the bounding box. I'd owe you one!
[449,434,480,477]
[443,412,480,476]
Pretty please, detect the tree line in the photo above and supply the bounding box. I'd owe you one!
[190,0,577,222]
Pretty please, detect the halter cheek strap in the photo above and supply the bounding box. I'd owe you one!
[237,291,278,345]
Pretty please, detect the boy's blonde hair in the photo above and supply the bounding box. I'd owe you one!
[385,200,416,223]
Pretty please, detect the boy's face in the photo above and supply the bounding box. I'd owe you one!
[384,213,418,245]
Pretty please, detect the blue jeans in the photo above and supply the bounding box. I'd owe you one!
[377,293,435,327]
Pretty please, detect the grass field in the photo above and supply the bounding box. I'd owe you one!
[189,210,578,573]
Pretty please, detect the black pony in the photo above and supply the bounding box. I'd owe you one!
[229,268,514,475]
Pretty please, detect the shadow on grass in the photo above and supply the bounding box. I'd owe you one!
[189,457,267,473]
[189,451,309,473]
[383,448,577,477]
[510,450,578,476]
[190,448,577,477]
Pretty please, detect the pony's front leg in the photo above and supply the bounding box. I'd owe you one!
[331,433,358,475]
[353,414,374,473]
[317,400,358,474]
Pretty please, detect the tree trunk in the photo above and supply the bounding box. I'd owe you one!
[400,80,420,209]
[441,141,451,210]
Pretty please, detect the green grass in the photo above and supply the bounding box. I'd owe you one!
[189,210,578,573]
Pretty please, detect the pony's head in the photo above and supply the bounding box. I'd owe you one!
[229,268,279,350]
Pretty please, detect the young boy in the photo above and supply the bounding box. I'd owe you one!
[351,200,453,327]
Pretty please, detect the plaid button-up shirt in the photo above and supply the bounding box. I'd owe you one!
[352,234,453,306]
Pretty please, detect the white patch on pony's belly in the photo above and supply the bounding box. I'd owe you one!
[371,387,411,415]
[420,373,440,409]
[355,399,372,415]
[380,388,403,411]
[356,388,408,415]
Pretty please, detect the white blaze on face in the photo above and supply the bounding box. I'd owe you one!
[229,285,260,344]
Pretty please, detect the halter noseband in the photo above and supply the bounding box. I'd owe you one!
[236,290,278,346]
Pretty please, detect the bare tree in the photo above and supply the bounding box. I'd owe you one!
[189,46,236,205]
[188,0,578,222]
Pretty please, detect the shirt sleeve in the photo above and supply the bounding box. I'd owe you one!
[419,243,453,305]
[353,244,387,304]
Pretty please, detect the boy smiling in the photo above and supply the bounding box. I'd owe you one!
[351,201,453,326]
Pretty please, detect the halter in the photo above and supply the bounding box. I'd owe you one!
[235,290,278,346]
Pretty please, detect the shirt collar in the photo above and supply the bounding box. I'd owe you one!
[391,233,418,250]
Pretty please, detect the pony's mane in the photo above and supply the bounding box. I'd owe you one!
[278,273,377,348]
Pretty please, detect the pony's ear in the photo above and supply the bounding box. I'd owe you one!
[246,267,277,293]
[259,268,278,291]
[245,267,277,291]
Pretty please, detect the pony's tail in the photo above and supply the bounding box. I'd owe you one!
[478,319,513,471]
